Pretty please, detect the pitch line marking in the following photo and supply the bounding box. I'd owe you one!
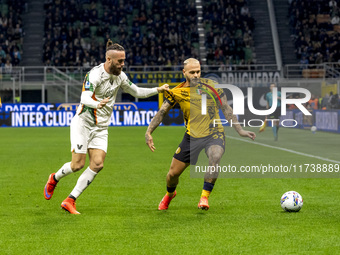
[226,135,340,164]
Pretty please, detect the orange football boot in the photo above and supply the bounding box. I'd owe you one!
[158,191,177,210]
[198,196,209,210]
[44,173,58,200]
[61,197,80,214]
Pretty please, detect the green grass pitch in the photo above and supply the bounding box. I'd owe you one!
[0,125,340,254]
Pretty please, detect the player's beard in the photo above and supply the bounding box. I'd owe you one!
[188,77,200,87]
[110,64,122,76]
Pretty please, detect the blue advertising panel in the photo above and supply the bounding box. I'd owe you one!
[280,109,340,133]
[0,102,184,128]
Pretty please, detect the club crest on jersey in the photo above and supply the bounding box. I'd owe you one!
[196,88,203,95]
[181,90,189,97]
[85,81,90,89]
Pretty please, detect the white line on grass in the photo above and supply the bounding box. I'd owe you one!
[226,135,340,164]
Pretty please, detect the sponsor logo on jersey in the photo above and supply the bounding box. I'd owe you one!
[181,90,189,97]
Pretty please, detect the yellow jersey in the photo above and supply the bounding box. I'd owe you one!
[164,79,225,138]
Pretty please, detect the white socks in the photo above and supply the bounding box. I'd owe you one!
[70,167,97,199]
[54,163,98,200]
[55,162,73,181]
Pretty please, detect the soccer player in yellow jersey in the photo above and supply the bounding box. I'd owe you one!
[145,58,256,210]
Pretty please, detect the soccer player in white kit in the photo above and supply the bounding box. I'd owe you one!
[44,40,169,214]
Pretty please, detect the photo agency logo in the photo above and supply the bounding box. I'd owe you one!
[199,81,312,127]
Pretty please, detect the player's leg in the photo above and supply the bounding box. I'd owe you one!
[61,127,107,214]
[166,157,189,193]
[273,119,279,141]
[61,149,106,214]
[199,133,225,210]
[275,108,281,141]
[267,115,278,140]
[158,133,191,210]
[44,153,86,200]
[56,152,87,180]
[272,108,281,141]
[44,115,88,200]
[70,149,105,197]
[159,157,189,210]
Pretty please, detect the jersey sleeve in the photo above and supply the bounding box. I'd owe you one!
[164,90,177,107]
[120,72,158,98]
[80,71,100,108]
[82,71,98,92]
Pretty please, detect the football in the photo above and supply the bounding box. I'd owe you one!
[280,191,303,212]
[311,126,317,133]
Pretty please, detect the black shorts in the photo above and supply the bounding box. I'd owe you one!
[173,132,225,165]
[268,107,281,119]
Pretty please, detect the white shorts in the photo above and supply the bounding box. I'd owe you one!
[70,114,108,154]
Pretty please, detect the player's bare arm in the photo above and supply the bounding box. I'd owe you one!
[220,94,256,140]
[145,101,172,152]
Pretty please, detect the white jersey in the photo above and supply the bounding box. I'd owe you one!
[76,63,158,127]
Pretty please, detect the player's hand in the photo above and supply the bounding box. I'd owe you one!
[157,84,170,93]
[97,97,110,109]
[238,130,256,140]
[145,132,156,152]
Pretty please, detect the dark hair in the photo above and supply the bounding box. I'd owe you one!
[106,39,125,52]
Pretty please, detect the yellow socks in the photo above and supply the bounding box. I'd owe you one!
[167,191,175,197]
[201,189,211,199]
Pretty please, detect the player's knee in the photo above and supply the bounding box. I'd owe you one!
[167,170,180,179]
[90,160,104,172]
[208,154,221,165]
[71,162,85,172]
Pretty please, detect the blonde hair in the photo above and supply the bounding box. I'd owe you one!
[184,58,200,66]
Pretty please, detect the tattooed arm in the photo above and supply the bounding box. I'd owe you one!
[220,94,256,140]
[145,101,172,151]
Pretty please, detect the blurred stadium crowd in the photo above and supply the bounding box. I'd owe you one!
[42,0,255,67]
[1,0,340,71]
[0,0,25,73]
[290,0,340,68]
[43,0,199,67]
[0,0,339,109]
[302,92,340,110]
[204,0,255,66]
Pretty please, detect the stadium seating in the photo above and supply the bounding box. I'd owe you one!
[202,0,256,65]
[0,0,25,71]
[43,0,199,67]
[289,0,340,66]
